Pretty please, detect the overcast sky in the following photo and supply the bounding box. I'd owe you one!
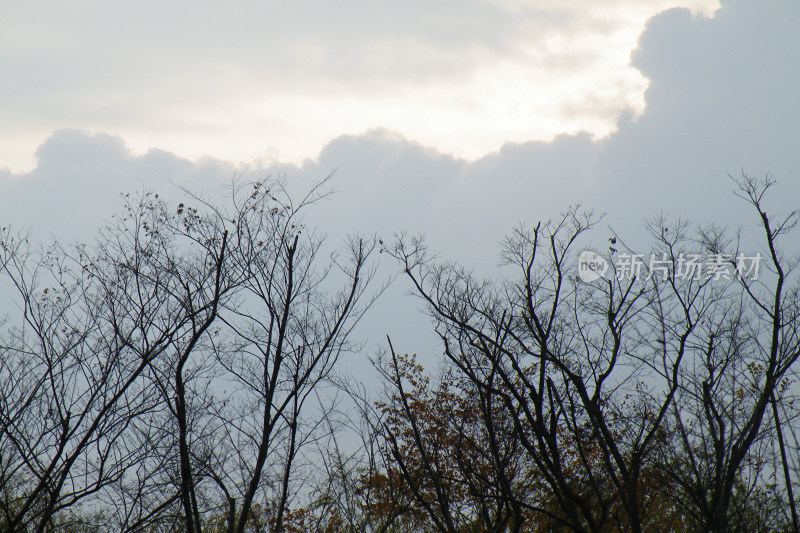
[2,0,799,356]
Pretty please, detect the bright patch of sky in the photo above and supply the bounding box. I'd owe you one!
[0,0,718,173]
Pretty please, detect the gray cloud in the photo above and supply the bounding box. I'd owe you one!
[3,1,798,252]
[588,0,800,227]
[2,1,798,353]
[0,130,245,241]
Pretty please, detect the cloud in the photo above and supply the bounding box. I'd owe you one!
[3,0,798,358]
[3,1,798,252]
[587,0,800,228]
[0,0,717,172]
[0,130,244,241]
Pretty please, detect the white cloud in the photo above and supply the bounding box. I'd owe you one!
[0,0,718,172]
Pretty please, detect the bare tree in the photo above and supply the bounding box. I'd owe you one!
[3,172,795,532]
[0,188,231,532]
[662,174,800,532]
[145,178,378,533]
[377,174,798,532]
[0,177,378,533]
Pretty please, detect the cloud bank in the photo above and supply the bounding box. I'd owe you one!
[2,0,798,357]
[0,2,796,260]
[1,0,717,171]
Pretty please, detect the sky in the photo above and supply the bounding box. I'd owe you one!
[2,0,799,357]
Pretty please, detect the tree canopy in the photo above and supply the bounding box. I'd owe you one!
[1,174,799,532]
